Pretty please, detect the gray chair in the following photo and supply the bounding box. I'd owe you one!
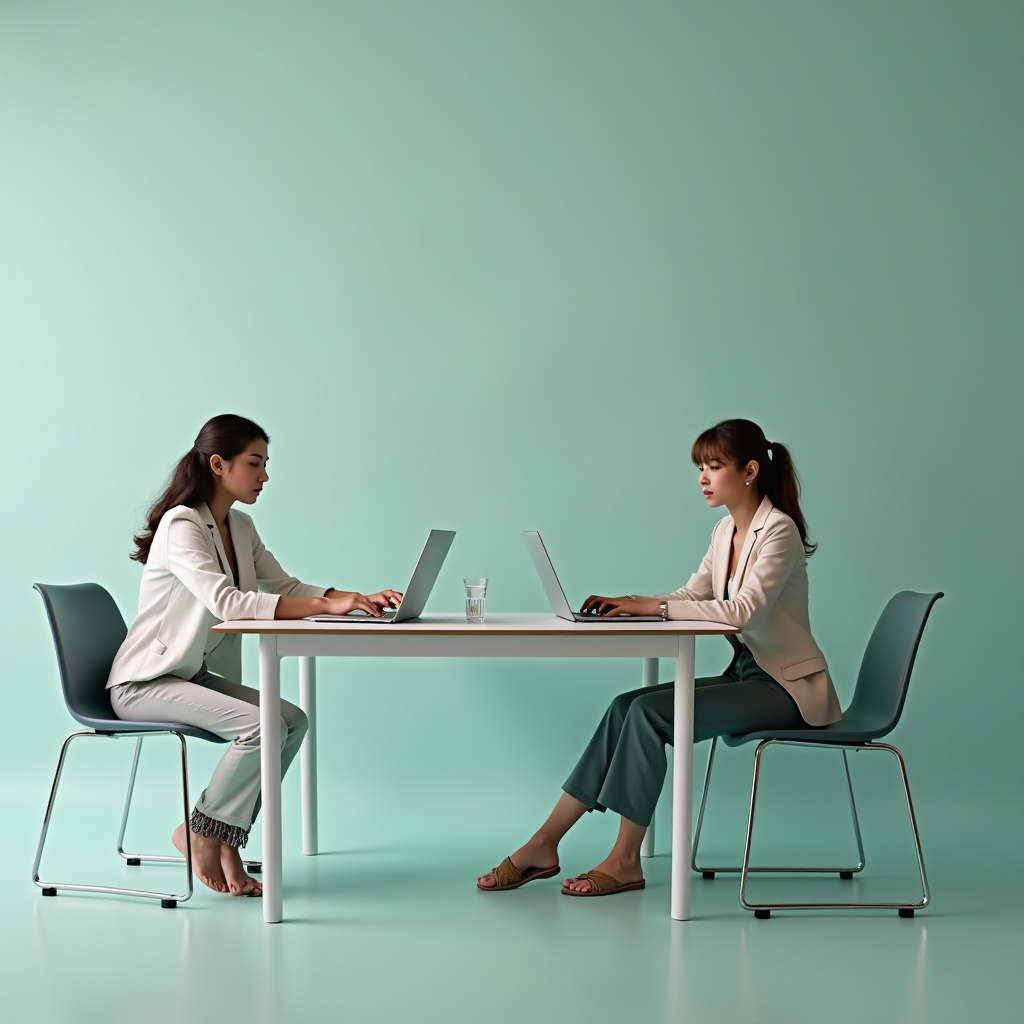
[32,582,260,908]
[692,590,943,919]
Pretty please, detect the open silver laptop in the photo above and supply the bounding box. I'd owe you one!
[306,529,456,623]
[523,531,664,622]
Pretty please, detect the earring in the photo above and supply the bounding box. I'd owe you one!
[745,481,750,486]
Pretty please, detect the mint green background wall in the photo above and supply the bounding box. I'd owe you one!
[2,2,1021,859]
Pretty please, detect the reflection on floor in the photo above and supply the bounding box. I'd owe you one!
[4,784,1021,1024]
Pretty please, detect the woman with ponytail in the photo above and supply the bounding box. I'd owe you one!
[107,414,401,897]
[478,418,841,897]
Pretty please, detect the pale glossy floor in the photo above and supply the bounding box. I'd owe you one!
[3,764,1021,1024]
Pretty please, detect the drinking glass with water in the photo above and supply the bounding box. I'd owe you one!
[463,578,488,622]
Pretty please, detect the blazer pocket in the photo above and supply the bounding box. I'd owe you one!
[781,656,827,681]
[149,639,167,656]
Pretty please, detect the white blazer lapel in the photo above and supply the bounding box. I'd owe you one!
[198,503,231,580]
[732,496,774,591]
[229,512,256,592]
[712,518,733,600]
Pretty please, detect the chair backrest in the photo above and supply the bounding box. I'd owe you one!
[843,590,943,737]
[34,583,127,727]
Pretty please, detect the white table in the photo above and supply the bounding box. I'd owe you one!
[212,613,737,924]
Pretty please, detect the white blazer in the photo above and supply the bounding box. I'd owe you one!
[663,496,842,727]
[107,503,327,689]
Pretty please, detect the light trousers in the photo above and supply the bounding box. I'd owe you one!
[110,665,307,846]
[562,647,804,828]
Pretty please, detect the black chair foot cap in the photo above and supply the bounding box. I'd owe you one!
[42,887,57,897]
[839,871,853,880]
[898,908,915,919]
[248,863,262,874]
[754,909,771,920]
[126,857,142,866]
[161,899,177,909]
[701,871,715,880]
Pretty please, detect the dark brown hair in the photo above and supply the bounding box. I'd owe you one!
[691,418,817,557]
[131,414,270,564]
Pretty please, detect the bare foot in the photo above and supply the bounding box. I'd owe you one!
[220,843,263,897]
[172,823,228,893]
[477,836,559,889]
[562,852,643,894]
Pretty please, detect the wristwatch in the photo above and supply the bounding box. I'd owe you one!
[659,602,668,620]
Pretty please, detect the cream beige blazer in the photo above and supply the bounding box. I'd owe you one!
[663,496,842,727]
[107,503,326,689]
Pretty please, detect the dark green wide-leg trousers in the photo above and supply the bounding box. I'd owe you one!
[562,648,803,827]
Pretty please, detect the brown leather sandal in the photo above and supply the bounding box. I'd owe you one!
[560,869,645,897]
[477,856,560,891]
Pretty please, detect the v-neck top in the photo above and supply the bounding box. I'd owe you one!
[209,523,239,587]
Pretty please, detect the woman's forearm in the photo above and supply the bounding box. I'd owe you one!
[274,590,384,619]
[274,596,330,620]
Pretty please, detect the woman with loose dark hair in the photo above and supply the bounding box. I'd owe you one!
[108,414,402,897]
[478,418,841,897]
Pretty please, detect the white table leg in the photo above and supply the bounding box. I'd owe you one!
[671,635,696,921]
[259,634,283,924]
[298,656,318,857]
[640,657,659,859]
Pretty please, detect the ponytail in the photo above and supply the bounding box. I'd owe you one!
[131,414,269,564]
[759,440,816,556]
[690,419,817,557]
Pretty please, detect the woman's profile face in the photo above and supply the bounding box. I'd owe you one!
[697,455,757,509]
[210,440,270,505]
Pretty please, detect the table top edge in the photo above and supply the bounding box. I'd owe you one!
[212,617,739,636]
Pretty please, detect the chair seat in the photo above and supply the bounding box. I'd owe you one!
[722,710,895,748]
[69,714,226,744]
